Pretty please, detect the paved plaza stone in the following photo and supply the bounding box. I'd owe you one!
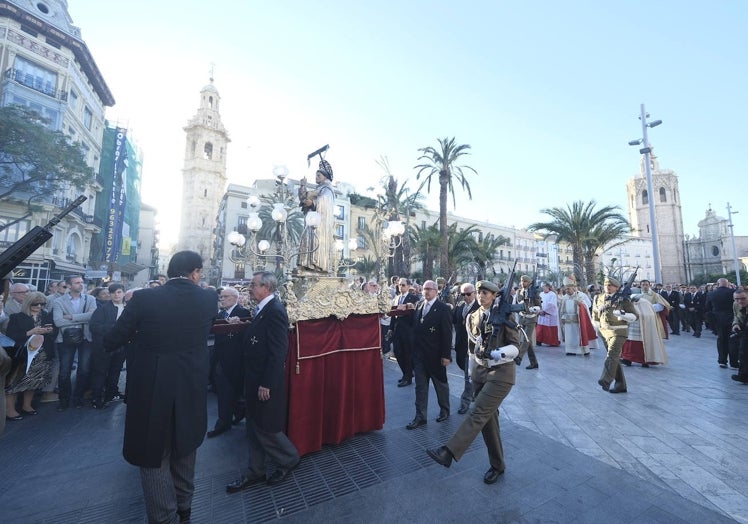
[1,329,746,523]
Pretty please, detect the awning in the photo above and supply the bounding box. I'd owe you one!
[116,262,148,275]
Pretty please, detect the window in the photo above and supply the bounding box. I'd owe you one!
[334,205,344,220]
[357,216,366,230]
[335,224,344,238]
[237,216,248,234]
[659,187,667,203]
[203,189,207,197]
[357,235,367,249]
[204,142,213,159]
[13,55,57,97]
[83,106,92,130]
[234,262,245,280]
[241,202,248,209]
[69,89,78,109]
[0,218,30,244]
[642,190,648,205]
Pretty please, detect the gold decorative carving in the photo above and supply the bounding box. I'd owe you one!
[285,276,390,323]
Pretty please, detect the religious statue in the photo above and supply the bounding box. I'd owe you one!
[297,159,336,275]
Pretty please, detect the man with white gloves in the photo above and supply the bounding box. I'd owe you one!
[592,276,638,394]
[425,280,521,485]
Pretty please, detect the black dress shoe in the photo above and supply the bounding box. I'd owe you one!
[457,405,469,415]
[513,357,522,366]
[267,460,299,486]
[397,378,412,387]
[719,363,728,368]
[731,375,748,384]
[232,414,245,425]
[483,467,504,484]
[406,418,427,430]
[620,359,632,367]
[92,399,109,410]
[597,379,610,391]
[57,401,69,412]
[226,474,265,493]
[6,414,23,421]
[206,426,231,438]
[609,385,628,394]
[20,408,38,416]
[427,446,453,468]
[525,363,538,369]
[436,413,449,423]
[177,508,191,523]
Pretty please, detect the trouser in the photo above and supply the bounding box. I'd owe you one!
[460,351,473,411]
[516,322,537,365]
[599,330,627,388]
[447,365,513,471]
[139,445,196,524]
[90,346,125,402]
[42,347,59,393]
[668,309,680,334]
[687,310,702,335]
[412,352,450,421]
[245,418,299,477]
[737,335,748,379]
[716,320,738,367]
[393,330,413,379]
[58,340,92,403]
[214,361,243,429]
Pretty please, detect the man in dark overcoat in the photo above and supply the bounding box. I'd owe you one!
[226,271,299,492]
[406,280,452,429]
[208,286,251,437]
[391,278,419,387]
[103,251,217,524]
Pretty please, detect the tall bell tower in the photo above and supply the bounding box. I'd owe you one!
[626,147,686,284]
[178,78,230,261]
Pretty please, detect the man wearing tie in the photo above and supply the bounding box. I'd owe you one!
[391,278,419,387]
[226,271,299,492]
[406,280,452,429]
[208,287,251,438]
[453,283,479,414]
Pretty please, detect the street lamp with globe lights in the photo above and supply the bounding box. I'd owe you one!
[379,218,405,279]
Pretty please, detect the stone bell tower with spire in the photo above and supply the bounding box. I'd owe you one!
[178,76,230,262]
[626,147,686,284]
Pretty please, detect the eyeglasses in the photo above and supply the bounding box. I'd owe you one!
[30,302,46,307]
[424,287,437,291]
[461,292,474,296]
[398,283,408,286]
[13,290,29,294]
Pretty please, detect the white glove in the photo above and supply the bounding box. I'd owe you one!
[679,304,686,309]
[490,344,519,363]
[528,306,541,314]
[614,312,636,322]
[652,303,664,313]
[474,334,482,349]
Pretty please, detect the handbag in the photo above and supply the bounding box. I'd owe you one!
[62,326,84,345]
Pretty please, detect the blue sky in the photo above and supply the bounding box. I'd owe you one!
[69,0,747,246]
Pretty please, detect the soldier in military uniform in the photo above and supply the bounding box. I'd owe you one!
[592,276,638,394]
[514,275,541,369]
[426,280,521,485]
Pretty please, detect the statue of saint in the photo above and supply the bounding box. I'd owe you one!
[297,160,335,274]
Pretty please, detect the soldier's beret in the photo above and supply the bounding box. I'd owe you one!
[477,280,500,293]
[520,275,532,283]
[604,276,621,287]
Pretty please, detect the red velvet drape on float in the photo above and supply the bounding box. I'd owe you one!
[285,313,385,456]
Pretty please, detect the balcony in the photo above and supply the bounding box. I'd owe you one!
[4,68,68,101]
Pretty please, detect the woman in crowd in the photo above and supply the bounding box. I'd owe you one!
[5,292,57,420]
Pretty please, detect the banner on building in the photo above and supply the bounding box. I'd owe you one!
[103,127,128,263]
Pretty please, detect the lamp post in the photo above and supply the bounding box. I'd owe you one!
[629,104,663,284]
[727,202,741,286]
[379,218,405,280]
[335,237,359,276]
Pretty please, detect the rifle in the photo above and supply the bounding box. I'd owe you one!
[477,260,524,358]
[605,266,639,311]
[0,196,87,280]
[439,271,456,303]
[527,270,540,303]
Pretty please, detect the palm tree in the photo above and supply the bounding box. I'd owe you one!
[470,233,510,280]
[414,137,477,276]
[256,192,305,273]
[447,224,479,276]
[583,221,631,284]
[529,200,629,288]
[410,221,442,280]
[353,255,379,281]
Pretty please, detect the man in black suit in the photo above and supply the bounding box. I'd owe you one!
[453,283,479,414]
[208,287,251,438]
[664,284,681,335]
[103,251,217,524]
[706,278,738,368]
[226,271,299,492]
[391,278,419,387]
[89,282,127,409]
[406,280,452,429]
[684,285,704,337]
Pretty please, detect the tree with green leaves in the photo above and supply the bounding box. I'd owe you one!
[0,105,94,230]
[529,200,629,288]
[415,137,477,276]
[470,232,510,280]
[410,221,441,280]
